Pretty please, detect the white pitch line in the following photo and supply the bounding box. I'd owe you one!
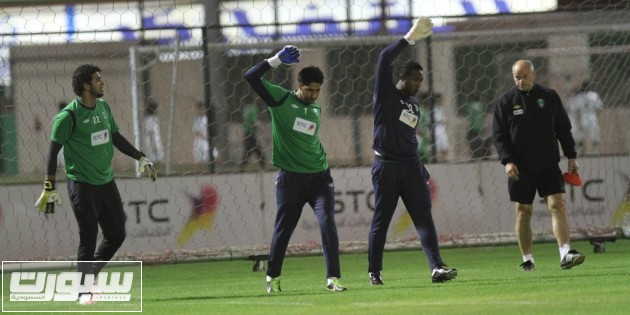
[353,300,541,307]
[226,300,315,306]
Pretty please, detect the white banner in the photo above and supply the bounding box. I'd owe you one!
[219,0,558,41]
[1,155,627,261]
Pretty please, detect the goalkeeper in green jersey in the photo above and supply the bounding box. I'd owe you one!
[35,64,155,303]
[244,46,346,293]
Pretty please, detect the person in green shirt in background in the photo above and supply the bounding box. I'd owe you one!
[462,92,491,159]
[240,95,266,170]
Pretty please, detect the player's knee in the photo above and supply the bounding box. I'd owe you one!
[118,231,127,245]
[515,203,533,219]
[79,229,99,244]
[546,195,566,215]
[108,232,126,249]
[548,202,567,216]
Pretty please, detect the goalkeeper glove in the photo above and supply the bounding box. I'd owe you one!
[138,156,157,181]
[35,180,62,214]
[404,17,433,43]
[267,45,301,68]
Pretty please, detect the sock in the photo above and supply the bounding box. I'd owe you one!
[327,277,337,285]
[559,244,571,261]
[523,254,534,263]
[266,275,278,282]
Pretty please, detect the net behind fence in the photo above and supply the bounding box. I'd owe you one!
[1,1,629,263]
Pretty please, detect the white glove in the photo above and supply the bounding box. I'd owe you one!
[138,157,157,181]
[35,181,62,214]
[404,17,434,43]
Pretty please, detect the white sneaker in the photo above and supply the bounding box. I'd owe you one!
[326,279,347,292]
[431,266,458,283]
[560,250,585,269]
[78,294,94,305]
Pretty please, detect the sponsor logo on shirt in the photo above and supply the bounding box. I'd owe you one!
[91,129,110,146]
[512,104,524,115]
[401,100,419,113]
[537,99,545,108]
[293,117,316,136]
[399,109,418,128]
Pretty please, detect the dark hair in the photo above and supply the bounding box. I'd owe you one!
[72,64,101,96]
[398,62,423,77]
[298,66,324,85]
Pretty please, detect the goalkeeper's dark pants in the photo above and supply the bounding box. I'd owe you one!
[267,169,341,279]
[368,157,445,272]
[67,179,127,284]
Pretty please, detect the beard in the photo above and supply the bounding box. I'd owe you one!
[89,87,104,98]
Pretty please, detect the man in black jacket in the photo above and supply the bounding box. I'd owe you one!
[493,60,585,272]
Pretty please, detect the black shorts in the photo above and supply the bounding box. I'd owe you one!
[508,165,565,204]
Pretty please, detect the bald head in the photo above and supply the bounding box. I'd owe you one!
[512,60,534,72]
[512,60,535,92]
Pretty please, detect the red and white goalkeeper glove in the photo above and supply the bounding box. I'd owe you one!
[35,180,62,214]
[404,17,434,43]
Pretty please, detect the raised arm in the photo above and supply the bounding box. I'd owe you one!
[244,45,301,107]
[374,39,410,95]
[374,18,433,95]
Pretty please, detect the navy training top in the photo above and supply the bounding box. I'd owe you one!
[372,38,420,161]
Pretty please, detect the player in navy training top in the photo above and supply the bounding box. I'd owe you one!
[368,18,458,285]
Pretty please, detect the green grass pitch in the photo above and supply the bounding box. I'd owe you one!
[4,240,629,314]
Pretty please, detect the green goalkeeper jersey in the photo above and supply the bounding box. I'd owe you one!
[51,98,119,185]
[262,79,329,173]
